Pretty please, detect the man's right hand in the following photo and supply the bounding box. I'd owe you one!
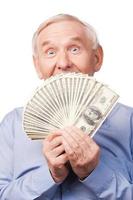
[43,131,69,183]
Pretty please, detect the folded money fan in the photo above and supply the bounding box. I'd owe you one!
[23,72,119,140]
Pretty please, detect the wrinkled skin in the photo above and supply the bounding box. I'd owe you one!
[43,127,100,182]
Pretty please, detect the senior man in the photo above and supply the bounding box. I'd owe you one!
[0,14,133,200]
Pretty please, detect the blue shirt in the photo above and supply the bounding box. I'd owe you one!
[0,103,133,200]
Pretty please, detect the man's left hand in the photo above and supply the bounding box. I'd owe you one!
[62,126,100,180]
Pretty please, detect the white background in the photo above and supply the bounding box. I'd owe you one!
[0,0,133,121]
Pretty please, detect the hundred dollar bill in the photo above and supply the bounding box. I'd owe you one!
[75,85,119,137]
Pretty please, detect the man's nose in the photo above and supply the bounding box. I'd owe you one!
[56,52,72,70]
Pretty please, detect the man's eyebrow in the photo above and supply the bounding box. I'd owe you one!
[41,37,83,47]
[68,36,83,43]
[41,40,53,47]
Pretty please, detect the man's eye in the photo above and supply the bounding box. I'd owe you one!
[46,49,56,57]
[70,47,80,54]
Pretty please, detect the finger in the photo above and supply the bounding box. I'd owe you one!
[65,126,88,145]
[62,129,79,150]
[71,126,94,147]
[71,126,89,140]
[49,136,63,150]
[62,137,77,161]
[43,135,62,153]
[46,130,63,142]
[51,144,65,157]
[64,127,89,153]
[54,152,68,165]
[72,127,100,156]
[64,127,98,161]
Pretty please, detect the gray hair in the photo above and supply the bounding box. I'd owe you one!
[32,14,100,56]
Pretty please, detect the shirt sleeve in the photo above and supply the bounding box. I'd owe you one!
[78,111,133,200]
[0,110,60,200]
[79,159,133,199]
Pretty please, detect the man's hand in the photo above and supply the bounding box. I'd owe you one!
[43,132,69,183]
[62,126,100,180]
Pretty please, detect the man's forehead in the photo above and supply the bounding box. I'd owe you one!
[41,36,86,47]
[38,20,87,39]
[37,21,89,47]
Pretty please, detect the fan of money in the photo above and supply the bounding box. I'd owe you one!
[23,72,119,140]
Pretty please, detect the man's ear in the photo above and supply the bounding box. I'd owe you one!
[93,45,103,72]
[33,55,43,79]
